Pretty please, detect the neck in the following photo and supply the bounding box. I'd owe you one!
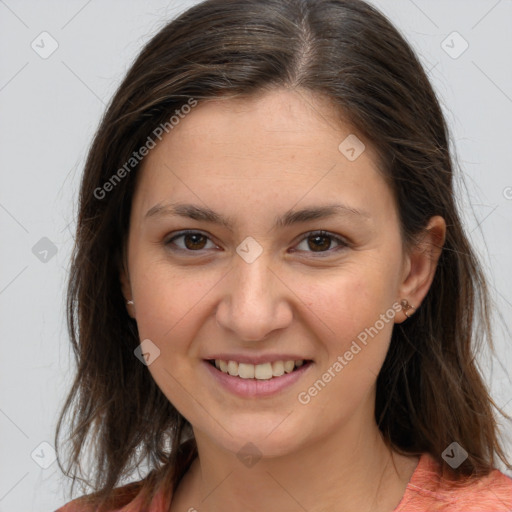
[172,407,418,512]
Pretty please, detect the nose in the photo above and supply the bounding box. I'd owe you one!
[215,254,293,342]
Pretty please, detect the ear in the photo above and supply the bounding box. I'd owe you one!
[395,215,446,324]
[119,258,136,319]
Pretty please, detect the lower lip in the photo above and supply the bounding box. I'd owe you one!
[203,360,313,398]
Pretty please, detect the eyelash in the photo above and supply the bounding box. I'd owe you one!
[165,230,349,257]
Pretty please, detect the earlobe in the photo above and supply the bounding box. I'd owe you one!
[119,265,136,319]
[395,215,446,323]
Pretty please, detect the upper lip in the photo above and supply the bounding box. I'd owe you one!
[204,354,312,365]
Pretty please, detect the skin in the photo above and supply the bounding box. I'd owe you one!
[121,88,446,512]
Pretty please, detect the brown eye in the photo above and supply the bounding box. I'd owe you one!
[295,231,348,255]
[183,233,207,250]
[307,234,332,252]
[166,231,215,252]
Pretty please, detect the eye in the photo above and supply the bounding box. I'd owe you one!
[165,230,218,252]
[164,229,348,256]
[293,230,348,255]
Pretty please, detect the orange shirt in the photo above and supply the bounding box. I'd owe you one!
[56,453,512,512]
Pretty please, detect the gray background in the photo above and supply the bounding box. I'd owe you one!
[0,1,511,510]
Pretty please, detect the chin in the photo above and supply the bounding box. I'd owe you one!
[196,412,312,460]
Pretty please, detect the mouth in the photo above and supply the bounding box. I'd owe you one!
[206,358,313,380]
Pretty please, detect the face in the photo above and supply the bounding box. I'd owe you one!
[122,88,410,457]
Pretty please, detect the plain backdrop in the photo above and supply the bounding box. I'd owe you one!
[0,1,511,510]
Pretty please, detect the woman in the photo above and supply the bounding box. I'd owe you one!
[55,0,512,510]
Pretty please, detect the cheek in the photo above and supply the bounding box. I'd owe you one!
[296,265,398,401]
[301,263,398,341]
[129,262,218,411]
[129,258,217,347]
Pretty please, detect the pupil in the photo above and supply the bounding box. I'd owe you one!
[185,234,206,250]
[309,235,330,251]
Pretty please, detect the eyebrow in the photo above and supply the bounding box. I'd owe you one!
[144,202,370,229]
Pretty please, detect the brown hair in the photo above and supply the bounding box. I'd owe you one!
[55,0,511,508]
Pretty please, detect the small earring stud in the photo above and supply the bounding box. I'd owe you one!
[400,299,416,318]
[127,300,134,305]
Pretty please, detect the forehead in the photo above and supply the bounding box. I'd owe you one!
[131,88,394,224]
[163,89,349,163]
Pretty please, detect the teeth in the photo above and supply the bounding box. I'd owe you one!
[255,362,273,380]
[238,363,255,379]
[227,360,239,376]
[283,360,295,373]
[271,361,284,376]
[213,359,306,379]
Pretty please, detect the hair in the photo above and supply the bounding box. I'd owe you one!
[55,0,511,509]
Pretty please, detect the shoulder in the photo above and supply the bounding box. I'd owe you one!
[395,453,512,512]
[55,478,161,512]
[56,439,196,512]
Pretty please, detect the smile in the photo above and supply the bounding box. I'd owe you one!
[209,359,307,379]
[204,358,313,398]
